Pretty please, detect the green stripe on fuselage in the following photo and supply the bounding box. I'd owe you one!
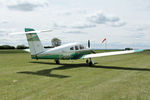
[31,50,93,60]
[71,50,92,59]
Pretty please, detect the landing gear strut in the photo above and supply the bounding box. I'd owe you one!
[86,58,94,66]
[55,59,60,64]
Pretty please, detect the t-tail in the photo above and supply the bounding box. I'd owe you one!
[25,28,45,58]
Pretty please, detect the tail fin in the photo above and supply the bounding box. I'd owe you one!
[25,28,45,55]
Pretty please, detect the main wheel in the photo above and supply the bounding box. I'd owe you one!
[89,61,94,66]
[86,59,89,64]
[89,58,94,66]
[55,59,60,64]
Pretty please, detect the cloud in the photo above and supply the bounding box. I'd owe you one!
[0,28,26,46]
[63,12,72,16]
[71,23,96,29]
[53,23,96,29]
[0,20,8,24]
[109,21,126,27]
[53,23,67,28]
[87,12,126,27]
[2,0,49,11]
[0,28,18,36]
[135,33,145,38]
[63,30,85,34]
[0,30,6,36]
[125,25,150,39]
[7,2,43,11]
[127,24,150,32]
[0,28,11,35]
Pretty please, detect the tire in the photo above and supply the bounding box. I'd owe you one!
[86,59,89,64]
[55,60,60,64]
[89,61,93,66]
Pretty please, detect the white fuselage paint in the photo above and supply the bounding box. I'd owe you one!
[39,42,91,56]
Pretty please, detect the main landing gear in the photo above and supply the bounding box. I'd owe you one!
[55,59,60,64]
[86,58,94,66]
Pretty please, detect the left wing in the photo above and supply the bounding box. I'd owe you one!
[81,49,144,59]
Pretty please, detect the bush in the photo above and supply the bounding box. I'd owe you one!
[44,46,54,48]
[125,48,133,50]
[16,45,28,49]
[0,45,15,49]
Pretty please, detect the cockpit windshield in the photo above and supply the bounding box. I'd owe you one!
[70,45,85,51]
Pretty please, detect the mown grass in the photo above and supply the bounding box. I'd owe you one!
[0,49,150,100]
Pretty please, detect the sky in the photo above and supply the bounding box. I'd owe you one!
[0,0,150,49]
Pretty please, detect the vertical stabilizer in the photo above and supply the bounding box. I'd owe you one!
[25,28,45,56]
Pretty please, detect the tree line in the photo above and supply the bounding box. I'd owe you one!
[0,38,62,49]
[0,45,57,49]
[0,45,28,49]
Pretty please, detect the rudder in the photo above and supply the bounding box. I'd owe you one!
[25,28,45,56]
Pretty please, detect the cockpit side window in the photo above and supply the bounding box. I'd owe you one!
[70,47,74,50]
[80,45,84,49]
[75,46,79,50]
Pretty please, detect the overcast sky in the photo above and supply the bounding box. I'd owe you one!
[0,0,150,49]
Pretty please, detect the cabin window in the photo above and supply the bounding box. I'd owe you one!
[80,45,84,49]
[75,46,79,50]
[70,47,74,50]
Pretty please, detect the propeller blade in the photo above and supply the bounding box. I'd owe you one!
[88,40,90,48]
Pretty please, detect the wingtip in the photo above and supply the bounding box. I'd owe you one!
[135,49,144,52]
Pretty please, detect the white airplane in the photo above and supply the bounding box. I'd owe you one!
[15,28,144,66]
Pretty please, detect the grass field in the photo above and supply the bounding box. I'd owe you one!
[0,49,150,100]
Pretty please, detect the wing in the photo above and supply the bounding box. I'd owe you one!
[81,49,144,59]
[24,49,30,52]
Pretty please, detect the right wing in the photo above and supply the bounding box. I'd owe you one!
[81,49,144,59]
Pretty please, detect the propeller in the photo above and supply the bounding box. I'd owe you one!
[8,29,53,35]
[88,40,90,48]
[88,40,96,53]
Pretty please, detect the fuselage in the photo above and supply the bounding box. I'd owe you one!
[31,43,93,60]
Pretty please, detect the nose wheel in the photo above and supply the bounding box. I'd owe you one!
[86,58,94,66]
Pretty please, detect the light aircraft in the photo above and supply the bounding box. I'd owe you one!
[12,28,144,66]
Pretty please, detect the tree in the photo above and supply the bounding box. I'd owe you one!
[16,45,28,49]
[0,45,15,49]
[51,38,62,47]
[125,48,133,50]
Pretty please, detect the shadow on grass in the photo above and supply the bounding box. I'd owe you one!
[18,61,150,78]
[30,61,150,71]
[18,69,70,78]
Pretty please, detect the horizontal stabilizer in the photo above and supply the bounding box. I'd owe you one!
[9,29,52,35]
[24,49,30,52]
